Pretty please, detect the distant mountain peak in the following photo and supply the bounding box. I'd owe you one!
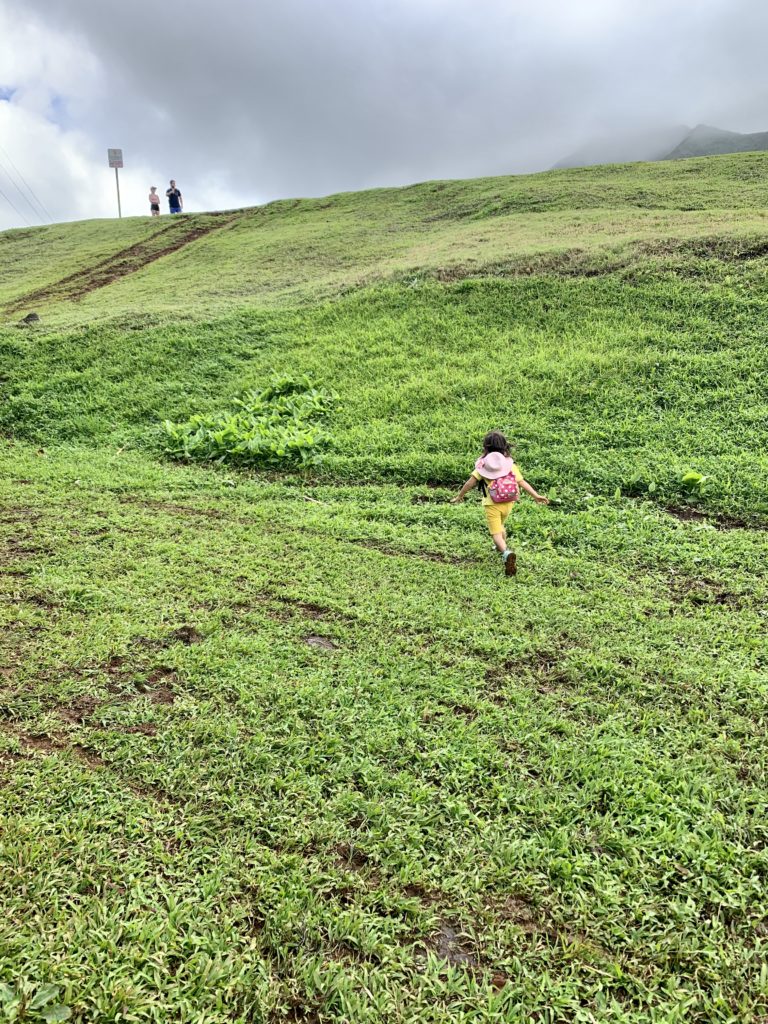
[687,123,740,138]
[554,123,768,170]
[665,124,768,160]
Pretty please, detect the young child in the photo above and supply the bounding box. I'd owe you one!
[148,187,160,217]
[451,431,549,576]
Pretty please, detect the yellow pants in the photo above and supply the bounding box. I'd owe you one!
[483,502,514,534]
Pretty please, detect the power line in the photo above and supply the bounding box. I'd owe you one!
[0,178,32,227]
[0,143,54,223]
[0,142,55,222]
[0,156,43,223]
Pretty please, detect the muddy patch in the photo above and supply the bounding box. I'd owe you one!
[665,573,743,610]
[529,651,572,693]
[71,743,108,769]
[110,624,201,658]
[56,691,161,733]
[133,667,177,704]
[274,596,331,619]
[447,703,477,721]
[148,684,175,706]
[261,593,358,628]
[169,625,202,646]
[284,1004,321,1024]
[492,893,607,959]
[123,722,158,736]
[56,694,101,725]
[486,649,571,698]
[0,537,51,565]
[334,842,370,872]
[101,657,179,706]
[106,654,128,675]
[25,592,60,609]
[430,921,478,968]
[304,635,339,651]
[668,506,708,523]
[403,882,443,906]
[666,506,766,531]
[0,507,42,526]
[1,721,171,801]
[10,730,63,755]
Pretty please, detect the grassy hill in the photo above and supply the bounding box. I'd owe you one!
[1,154,768,1023]
[3,152,768,324]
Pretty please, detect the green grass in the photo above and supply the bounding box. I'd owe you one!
[1,154,768,1023]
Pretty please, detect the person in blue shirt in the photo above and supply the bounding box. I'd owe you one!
[166,180,183,214]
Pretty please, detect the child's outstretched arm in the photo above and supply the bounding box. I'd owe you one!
[450,476,478,504]
[520,478,549,504]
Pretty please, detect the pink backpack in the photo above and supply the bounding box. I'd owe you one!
[488,472,520,504]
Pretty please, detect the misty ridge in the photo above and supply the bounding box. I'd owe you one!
[554,123,768,169]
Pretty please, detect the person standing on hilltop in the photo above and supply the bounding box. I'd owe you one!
[148,186,160,216]
[166,180,183,214]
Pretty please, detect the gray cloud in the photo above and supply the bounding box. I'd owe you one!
[1,0,767,227]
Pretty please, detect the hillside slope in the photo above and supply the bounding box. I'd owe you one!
[2,152,768,325]
[1,155,768,1024]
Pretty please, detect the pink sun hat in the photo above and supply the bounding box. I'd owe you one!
[475,451,514,479]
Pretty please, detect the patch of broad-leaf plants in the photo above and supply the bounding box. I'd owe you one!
[162,375,338,468]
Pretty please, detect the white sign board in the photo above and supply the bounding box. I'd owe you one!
[108,148,123,169]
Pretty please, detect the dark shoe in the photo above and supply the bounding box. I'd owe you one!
[503,551,517,577]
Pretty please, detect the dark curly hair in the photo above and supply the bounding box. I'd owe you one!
[482,431,511,457]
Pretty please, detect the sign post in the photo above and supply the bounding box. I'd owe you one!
[107,149,123,218]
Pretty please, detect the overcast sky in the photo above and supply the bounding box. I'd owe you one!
[0,0,766,230]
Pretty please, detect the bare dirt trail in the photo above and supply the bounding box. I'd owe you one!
[7,212,239,314]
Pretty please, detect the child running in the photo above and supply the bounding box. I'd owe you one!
[451,430,549,576]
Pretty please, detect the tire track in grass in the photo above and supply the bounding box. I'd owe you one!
[5,212,238,312]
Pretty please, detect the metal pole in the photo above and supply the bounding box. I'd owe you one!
[115,166,122,218]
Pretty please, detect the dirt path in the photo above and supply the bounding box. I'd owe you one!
[7,212,238,313]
